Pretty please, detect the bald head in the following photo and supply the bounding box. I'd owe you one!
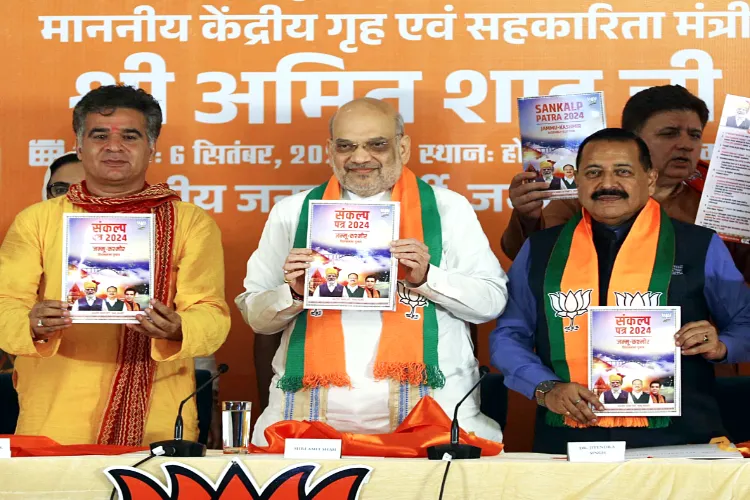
[327,98,410,197]
[329,98,404,138]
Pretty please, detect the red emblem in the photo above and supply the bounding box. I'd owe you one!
[105,461,372,500]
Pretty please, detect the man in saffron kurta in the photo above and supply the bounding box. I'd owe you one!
[0,85,230,445]
[490,129,750,453]
[237,98,508,445]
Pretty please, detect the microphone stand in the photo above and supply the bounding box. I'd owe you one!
[150,364,228,457]
[426,367,489,460]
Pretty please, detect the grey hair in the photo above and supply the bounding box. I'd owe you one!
[329,109,405,137]
[73,85,162,146]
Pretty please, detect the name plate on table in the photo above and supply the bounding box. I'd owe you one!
[0,438,10,458]
[284,439,342,460]
[568,441,625,463]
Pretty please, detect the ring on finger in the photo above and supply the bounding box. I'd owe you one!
[573,399,581,405]
[37,318,44,328]
[703,334,709,343]
[564,410,571,416]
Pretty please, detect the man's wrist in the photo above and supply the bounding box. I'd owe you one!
[412,267,429,288]
[163,327,183,342]
[289,285,304,302]
[31,330,49,344]
[713,341,728,362]
[534,380,559,407]
[404,265,431,289]
[518,213,542,234]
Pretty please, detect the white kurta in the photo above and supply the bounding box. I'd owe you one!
[236,187,509,445]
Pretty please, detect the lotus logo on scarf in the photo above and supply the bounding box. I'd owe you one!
[105,461,372,500]
[397,282,428,320]
[613,292,662,307]
[548,289,592,332]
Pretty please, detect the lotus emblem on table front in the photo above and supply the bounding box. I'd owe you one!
[548,289,592,332]
[105,461,373,500]
[397,282,428,320]
[613,291,662,307]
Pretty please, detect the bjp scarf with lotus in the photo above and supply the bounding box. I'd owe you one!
[279,168,446,429]
[544,198,673,429]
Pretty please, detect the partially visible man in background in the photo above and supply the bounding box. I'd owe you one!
[43,152,85,200]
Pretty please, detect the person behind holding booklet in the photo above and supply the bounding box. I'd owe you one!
[0,85,230,446]
[490,128,750,453]
[236,97,508,445]
[502,85,750,282]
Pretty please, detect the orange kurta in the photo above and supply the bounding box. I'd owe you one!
[0,197,230,445]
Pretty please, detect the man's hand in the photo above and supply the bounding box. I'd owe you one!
[391,238,431,286]
[544,382,603,426]
[282,248,313,296]
[29,300,72,340]
[675,320,726,361]
[509,172,553,222]
[129,300,183,341]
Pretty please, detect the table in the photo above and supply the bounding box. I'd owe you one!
[2,451,750,499]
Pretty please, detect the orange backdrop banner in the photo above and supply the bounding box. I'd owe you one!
[0,0,747,422]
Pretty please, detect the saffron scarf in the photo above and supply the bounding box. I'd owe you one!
[544,198,674,428]
[67,181,180,446]
[278,168,445,392]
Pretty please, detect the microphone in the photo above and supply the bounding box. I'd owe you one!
[427,365,490,460]
[150,363,229,457]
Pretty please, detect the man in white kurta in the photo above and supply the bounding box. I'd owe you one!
[236,98,508,445]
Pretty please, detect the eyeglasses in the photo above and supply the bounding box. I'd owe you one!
[47,182,72,199]
[332,135,402,155]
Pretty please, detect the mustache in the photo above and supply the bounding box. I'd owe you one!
[591,188,629,200]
